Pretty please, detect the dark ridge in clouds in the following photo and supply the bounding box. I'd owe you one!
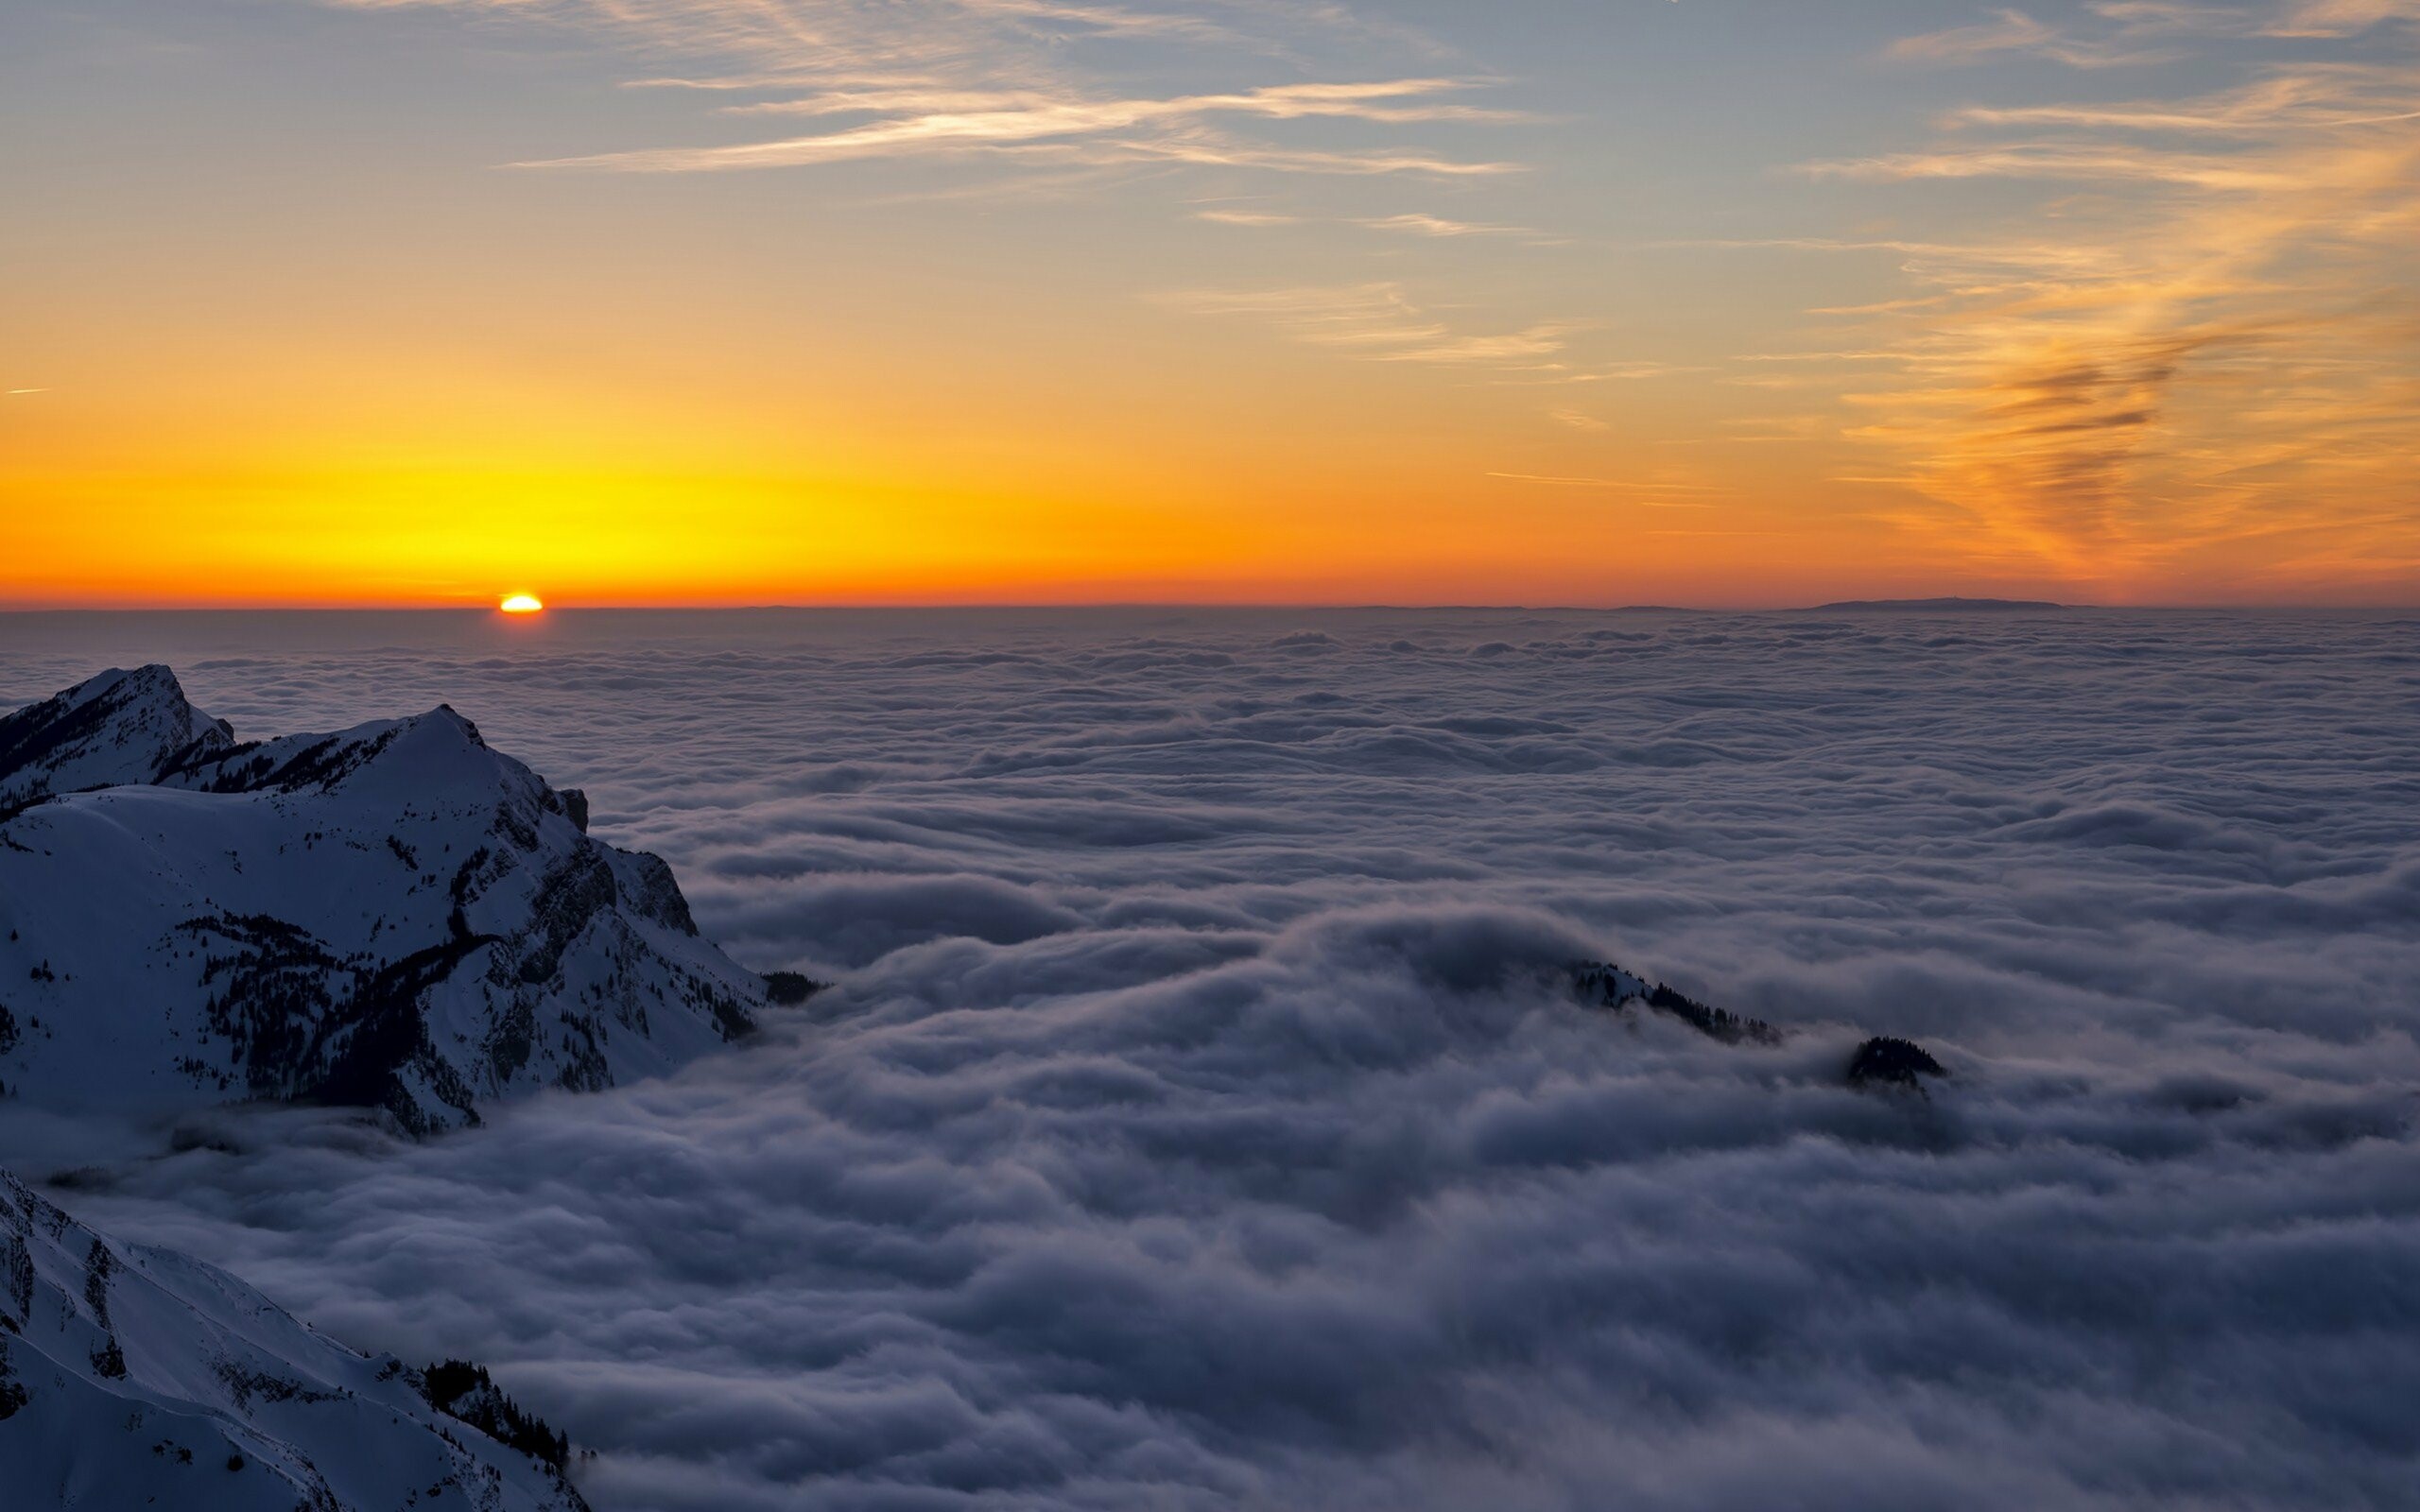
[1804,597,2066,613]
[1,608,2415,1509]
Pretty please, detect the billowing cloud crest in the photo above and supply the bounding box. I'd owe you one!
[2,608,2413,1509]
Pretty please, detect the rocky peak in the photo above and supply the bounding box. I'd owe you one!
[0,664,233,813]
[0,1164,589,1510]
[0,667,776,1135]
[171,704,537,810]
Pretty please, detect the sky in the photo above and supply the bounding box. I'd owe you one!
[2,0,2415,609]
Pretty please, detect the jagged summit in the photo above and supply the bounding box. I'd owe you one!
[0,668,767,1134]
[0,664,234,814]
[0,1165,588,1511]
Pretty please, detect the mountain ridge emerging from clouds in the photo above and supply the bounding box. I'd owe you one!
[0,666,766,1134]
[1802,596,2067,612]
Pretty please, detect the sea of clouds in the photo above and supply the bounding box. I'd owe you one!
[2,607,2415,1510]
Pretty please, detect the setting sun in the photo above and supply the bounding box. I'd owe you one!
[499,593,544,615]
[3,2,2411,611]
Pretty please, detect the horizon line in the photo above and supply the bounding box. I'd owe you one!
[1,598,2411,616]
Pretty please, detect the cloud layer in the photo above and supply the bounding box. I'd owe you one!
[2,607,2414,1508]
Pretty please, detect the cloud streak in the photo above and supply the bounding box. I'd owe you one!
[1784,4,2420,593]
[1160,281,1582,370]
[518,78,1522,175]
[321,1,1516,180]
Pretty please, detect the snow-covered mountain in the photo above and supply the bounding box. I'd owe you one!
[0,1163,588,1511]
[0,667,765,1133]
[0,663,235,815]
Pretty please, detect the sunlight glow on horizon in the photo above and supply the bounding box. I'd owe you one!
[2,1,2412,609]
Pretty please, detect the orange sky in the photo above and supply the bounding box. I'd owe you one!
[3,1,2414,609]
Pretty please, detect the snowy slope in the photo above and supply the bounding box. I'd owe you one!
[0,664,234,814]
[0,1164,588,1511]
[0,667,764,1133]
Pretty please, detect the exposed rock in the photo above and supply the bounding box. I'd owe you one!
[1571,961,1784,1045]
[0,668,767,1134]
[0,1165,586,1510]
[1846,1036,1948,1091]
[0,665,233,818]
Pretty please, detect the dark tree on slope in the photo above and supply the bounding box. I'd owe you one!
[418,1360,576,1475]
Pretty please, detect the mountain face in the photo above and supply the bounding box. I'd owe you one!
[0,664,235,816]
[0,1164,588,1511]
[0,667,764,1134]
[1571,963,1947,1092]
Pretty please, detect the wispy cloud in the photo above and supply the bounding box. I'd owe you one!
[1193,206,1557,242]
[1889,9,2178,67]
[518,79,1521,176]
[2108,0,2420,40]
[1356,213,1537,237]
[1892,0,2420,68]
[1487,471,1720,504]
[1194,207,1301,226]
[1161,282,1580,369]
[1948,68,2420,133]
[1805,3,2420,589]
[320,2,1516,180]
[1806,143,2301,189]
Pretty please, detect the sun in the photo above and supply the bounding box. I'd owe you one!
[498,593,544,615]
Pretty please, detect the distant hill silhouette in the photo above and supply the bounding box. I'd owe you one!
[1803,596,2065,612]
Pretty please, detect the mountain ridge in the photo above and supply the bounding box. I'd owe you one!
[1800,596,2066,613]
[0,1162,589,1510]
[0,667,768,1133]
